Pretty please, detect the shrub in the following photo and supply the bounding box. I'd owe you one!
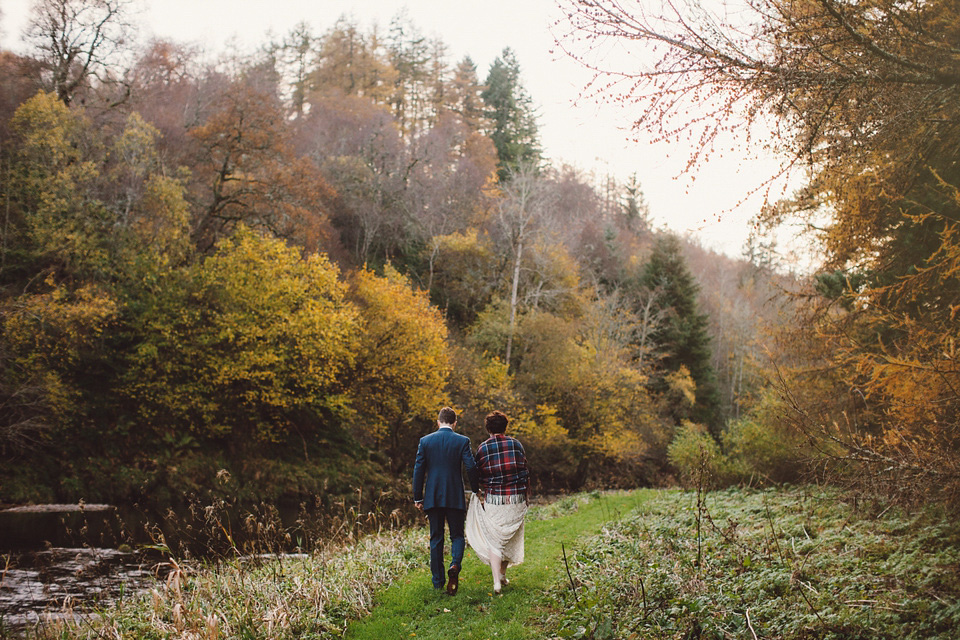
[723,417,805,484]
[667,421,732,488]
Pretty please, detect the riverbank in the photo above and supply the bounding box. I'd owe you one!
[1,491,639,638]
[5,487,957,639]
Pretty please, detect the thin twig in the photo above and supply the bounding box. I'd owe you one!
[795,580,827,628]
[764,502,785,564]
[746,608,759,640]
[639,575,648,617]
[561,542,579,602]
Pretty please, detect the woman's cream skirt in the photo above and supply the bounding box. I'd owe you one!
[465,493,528,568]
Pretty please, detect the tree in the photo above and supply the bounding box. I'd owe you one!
[481,48,541,180]
[25,0,133,106]
[3,90,109,283]
[187,75,337,253]
[405,112,497,293]
[430,228,498,328]
[447,56,490,133]
[297,91,407,264]
[496,161,556,366]
[621,173,650,233]
[0,52,46,146]
[559,0,960,501]
[1,281,118,454]
[308,17,396,105]
[347,265,450,473]
[265,22,318,117]
[639,233,722,434]
[386,13,433,137]
[123,227,359,446]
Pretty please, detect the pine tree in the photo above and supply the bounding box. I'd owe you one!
[640,233,722,435]
[481,48,541,181]
[621,173,650,232]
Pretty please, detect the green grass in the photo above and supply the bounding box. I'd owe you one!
[345,490,653,640]
[540,486,960,640]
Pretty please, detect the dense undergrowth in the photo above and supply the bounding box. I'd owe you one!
[545,487,960,639]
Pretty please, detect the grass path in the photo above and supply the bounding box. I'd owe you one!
[346,490,653,640]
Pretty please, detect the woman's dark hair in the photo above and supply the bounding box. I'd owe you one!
[485,410,508,434]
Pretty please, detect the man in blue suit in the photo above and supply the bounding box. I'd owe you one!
[413,407,480,595]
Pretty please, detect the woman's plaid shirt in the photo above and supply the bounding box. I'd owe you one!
[477,434,529,504]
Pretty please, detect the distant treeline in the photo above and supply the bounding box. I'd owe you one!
[3,0,956,512]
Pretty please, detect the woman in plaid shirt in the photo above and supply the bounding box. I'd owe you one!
[465,410,529,594]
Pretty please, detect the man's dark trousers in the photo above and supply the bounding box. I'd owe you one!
[412,425,479,590]
[426,507,466,589]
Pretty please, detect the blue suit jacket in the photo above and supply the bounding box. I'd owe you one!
[412,427,480,511]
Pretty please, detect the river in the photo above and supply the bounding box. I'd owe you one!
[0,504,162,634]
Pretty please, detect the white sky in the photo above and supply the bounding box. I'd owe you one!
[0,0,797,259]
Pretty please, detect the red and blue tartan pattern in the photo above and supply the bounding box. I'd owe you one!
[476,434,529,503]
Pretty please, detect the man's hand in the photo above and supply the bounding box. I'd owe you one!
[415,501,424,512]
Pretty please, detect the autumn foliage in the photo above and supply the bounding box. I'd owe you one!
[1,8,786,508]
[563,0,960,504]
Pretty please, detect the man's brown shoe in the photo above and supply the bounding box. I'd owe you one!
[446,565,460,595]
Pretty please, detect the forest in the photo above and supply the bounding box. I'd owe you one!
[1,0,958,523]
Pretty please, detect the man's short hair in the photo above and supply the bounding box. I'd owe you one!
[484,410,508,434]
[438,407,457,425]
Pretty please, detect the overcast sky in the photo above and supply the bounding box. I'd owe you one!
[0,0,795,259]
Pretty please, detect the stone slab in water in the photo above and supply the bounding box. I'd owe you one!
[1,504,113,513]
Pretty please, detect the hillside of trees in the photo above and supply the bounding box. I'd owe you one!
[0,3,787,512]
[561,0,960,506]
[3,0,955,518]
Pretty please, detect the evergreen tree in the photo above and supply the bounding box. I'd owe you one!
[386,13,432,136]
[621,173,650,232]
[640,233,723,435]
[481,48,541,180]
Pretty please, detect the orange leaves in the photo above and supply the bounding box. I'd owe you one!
[187,80,337,252]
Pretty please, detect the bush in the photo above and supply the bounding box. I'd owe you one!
[667,421,734,488]
[723,417,805,484]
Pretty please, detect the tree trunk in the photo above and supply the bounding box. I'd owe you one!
[505,238,523,367]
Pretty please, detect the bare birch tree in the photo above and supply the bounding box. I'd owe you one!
[497,161,555,366]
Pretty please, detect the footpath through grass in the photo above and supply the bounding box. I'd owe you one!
[346,490,652,640]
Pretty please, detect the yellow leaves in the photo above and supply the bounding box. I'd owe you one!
[113,112,161,176]
[4,283,119,365]
[348,265,450,447]
[134,174,191,260]
[10,91,85,169]
[126,227,359,443]
[511,404,569,448]
[667,421,723,487]
[664,366,697,408]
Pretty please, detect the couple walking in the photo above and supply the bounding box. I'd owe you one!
[412,407,529,596]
